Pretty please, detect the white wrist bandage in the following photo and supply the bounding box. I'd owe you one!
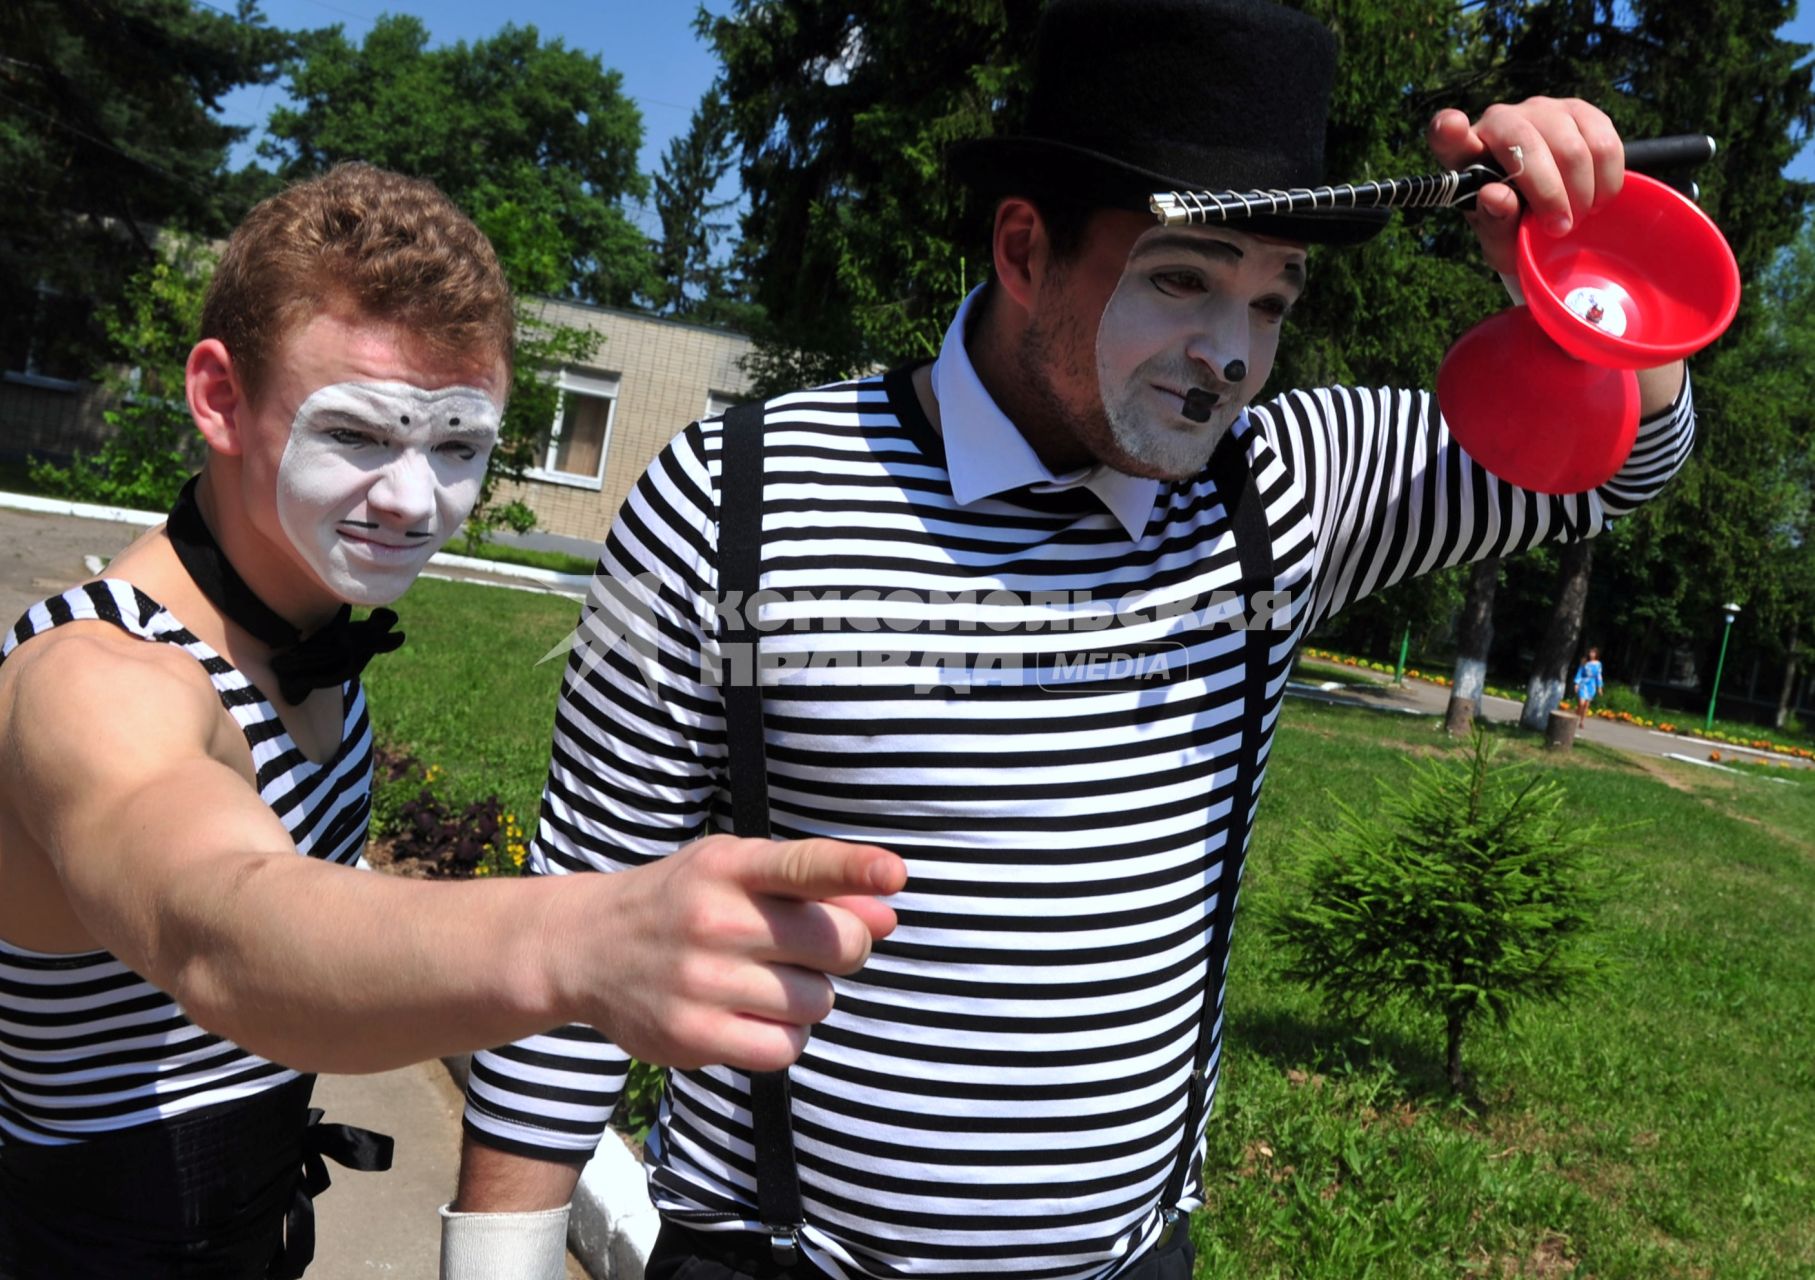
[1499,271,1527,305]
[439,1202,571,1280]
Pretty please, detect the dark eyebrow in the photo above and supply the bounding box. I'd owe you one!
[1131,232,1307,287]
[314,412,495,443]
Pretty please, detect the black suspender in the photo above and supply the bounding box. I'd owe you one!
[721,401,776,843]
[717,404,1277,1260]
[1155,427,1277,1241]
[719,400,807,1264]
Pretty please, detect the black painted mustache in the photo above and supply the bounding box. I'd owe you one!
[1182,388,1218,423]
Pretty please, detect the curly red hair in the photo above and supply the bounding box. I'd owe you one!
[201,163,514,400]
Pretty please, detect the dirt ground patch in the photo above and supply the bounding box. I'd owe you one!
[1626,753,1725,794]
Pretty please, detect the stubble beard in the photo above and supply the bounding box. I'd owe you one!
[1103,358,1230,480]
[1017,309,1228,484]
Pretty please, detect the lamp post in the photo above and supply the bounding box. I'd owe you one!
[1704,602,1742,734]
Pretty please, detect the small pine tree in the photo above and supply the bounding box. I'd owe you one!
[1271,730,1611,1091]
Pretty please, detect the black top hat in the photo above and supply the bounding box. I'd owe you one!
[950,0,1389,245]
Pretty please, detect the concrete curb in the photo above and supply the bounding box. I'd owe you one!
[440,1055,656,1280]
[417,549,593,596]
[0,490,595,597]
[0,489,163,527]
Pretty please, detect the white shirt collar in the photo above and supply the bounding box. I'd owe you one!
[930,285,1160,541]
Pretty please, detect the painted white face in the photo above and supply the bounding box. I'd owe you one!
[276,381,500,605]
[1094,224,1303,477]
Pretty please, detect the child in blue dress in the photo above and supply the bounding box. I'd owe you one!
[1575,647,1605,724]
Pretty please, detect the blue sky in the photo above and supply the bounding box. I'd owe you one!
[213,0,1815,229]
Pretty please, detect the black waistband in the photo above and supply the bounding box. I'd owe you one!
[651,1218,1194,1280]
[0,1075,393,1279]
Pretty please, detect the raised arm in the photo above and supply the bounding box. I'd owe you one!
[1258,374,1692,631]
[0,624,901,1077]
[1253,96,1697,628]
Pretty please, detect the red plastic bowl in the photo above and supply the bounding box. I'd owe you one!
[1437,306,1641,494]
[1516,172,1740,369]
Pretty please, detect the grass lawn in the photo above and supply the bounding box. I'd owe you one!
[367,579,1814,1278]
[451,537,599,577]
[358,576,580,825]
[1203,706,1814,1278]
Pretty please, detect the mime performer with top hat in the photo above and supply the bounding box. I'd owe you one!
[451,2,1695,1277]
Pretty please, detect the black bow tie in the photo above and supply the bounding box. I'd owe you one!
[165,477,406,705]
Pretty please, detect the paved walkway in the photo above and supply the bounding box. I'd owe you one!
[306,1066,592,1280]
[1289,661,1814,770]
[0,506,148,629]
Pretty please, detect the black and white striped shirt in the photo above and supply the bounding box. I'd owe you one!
[465,338,1694,1279]
[0,580,372,1147]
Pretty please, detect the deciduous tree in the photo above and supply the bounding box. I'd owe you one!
[29,237,212,509]
[0,0,289,381]
[262,16,654,305]
[1446,558,1500,735]
[1519,539,1592,729]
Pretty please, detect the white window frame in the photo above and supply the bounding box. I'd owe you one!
[528,368,620,491]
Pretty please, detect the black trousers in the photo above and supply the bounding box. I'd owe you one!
[645,1218,1197,1280]
[0,1075,390,1280]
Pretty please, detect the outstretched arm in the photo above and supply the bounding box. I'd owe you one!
[0,627,903,1076]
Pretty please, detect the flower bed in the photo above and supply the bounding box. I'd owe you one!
[366,747,529,878]
[1299,646,1523,701]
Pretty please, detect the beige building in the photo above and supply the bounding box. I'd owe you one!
[497,298,755,546]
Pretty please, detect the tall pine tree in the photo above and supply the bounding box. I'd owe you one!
[646,86,745,322]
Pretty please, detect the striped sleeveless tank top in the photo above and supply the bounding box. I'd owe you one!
[0,579,373,1147]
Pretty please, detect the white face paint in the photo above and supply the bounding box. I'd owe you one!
[1094,224,1302,478]
[276,381,500,605]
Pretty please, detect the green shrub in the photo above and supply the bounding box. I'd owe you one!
[1270,730,1614,1091]
[1587,682,1649,716]
[31,240,212,510]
